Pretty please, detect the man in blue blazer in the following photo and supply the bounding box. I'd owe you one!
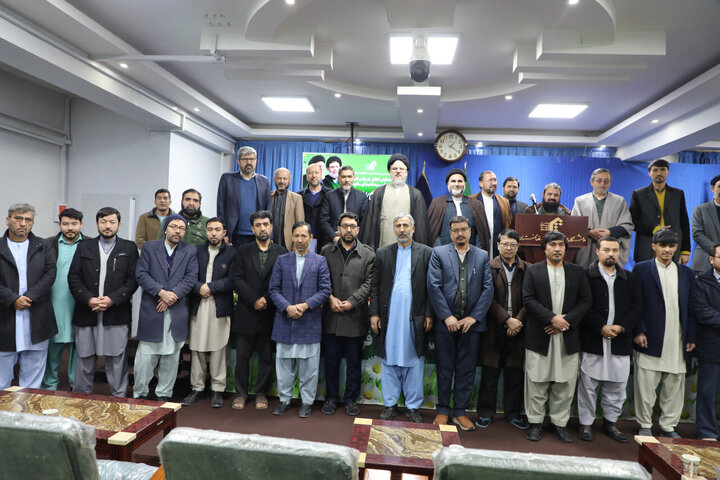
[269,221,331,418]
[134,215,198,400]
[632,229,696,438]
[427,215,493,431]
[216,146,272,246]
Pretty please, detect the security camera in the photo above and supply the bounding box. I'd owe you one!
[409,35,431,83]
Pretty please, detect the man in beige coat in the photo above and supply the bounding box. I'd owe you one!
[271,168,304,251]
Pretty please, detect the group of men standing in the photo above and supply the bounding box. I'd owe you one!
[2,148,720,443]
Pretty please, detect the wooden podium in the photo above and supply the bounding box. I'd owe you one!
[512,214,589,264]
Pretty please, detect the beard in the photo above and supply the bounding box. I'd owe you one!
[448,186,463,197]
[392,177,407,187]
[255,232,270,242]
[542,200,559,212]
[341,184,352,193]
[505,191,516,200]
[601,257,616,267]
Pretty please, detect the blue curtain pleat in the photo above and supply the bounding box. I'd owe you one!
[678,151,720,164]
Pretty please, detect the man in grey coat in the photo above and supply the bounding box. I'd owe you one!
[134,214,198,400]
[691,174,720,273]
[320,212,375,416]
[571,168,634,267]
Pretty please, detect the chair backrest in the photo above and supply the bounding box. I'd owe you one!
[158,427,359,480]
[0,410,101,480]
[432,446,651,480]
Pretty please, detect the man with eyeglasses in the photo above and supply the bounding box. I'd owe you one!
[428,168,486,250]
[68,207,139,397]
[571,168,634,267]
[360,153,431,249]
[320,212,375,416]
[0,203,57,390]
[217,146,272,246]
[476,229,530,431]
[427,215,493,431]
[134,214,198,400]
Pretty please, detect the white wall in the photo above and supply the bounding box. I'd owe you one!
[168,133,224,218]
[67,99,170,239]
[0,129,62,238]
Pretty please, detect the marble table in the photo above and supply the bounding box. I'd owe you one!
[635,435,720,479]
[0,386,180,462]
[349,418,461,479]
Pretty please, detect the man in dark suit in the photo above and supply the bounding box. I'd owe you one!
[503,177,528,215]
[427,169,486,249]
[632,229,696,438]
[269,222,331,418]
[427,215,493,431]
[217,146,272,246]
[630,158,691,264]
[182,217,235,408]
[577,236,642,443]
[0,203,57,390]
[297,162,330,253]
[522,231,592,443]
[134,214,198,400]
[472,171,512,258]
[68,207,139,397]
[370,213,433,423]
[691,174,720,273]
[229,211,287,411]
[320,166,369,244]
[692,242,720,440]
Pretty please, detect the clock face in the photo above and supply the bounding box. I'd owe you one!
[435,130,467,162]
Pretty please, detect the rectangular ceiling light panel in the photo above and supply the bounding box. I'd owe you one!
[528,103,588,118]
[261,96,315,112]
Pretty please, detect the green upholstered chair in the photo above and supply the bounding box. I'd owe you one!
[432,445,651,480]
[158,427,360,480]
[0,410,157,480]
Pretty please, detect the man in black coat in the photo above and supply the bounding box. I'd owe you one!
[691,242,720,441]
[229,210,287,410]
[68,207,139,397]
[297,162,330,253]
[369,213,433,423]
[577,237,642,443]
[182,218,235,408]
[522,231,592,443]
[630,158,691,263]
[0,203,57,390]
[320,166,369,244]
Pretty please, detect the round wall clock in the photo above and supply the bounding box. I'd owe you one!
[434,130,468,162]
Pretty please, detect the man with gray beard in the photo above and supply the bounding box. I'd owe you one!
[360,153,431,249]
[271,168,304,250]
[297,162,330,253]
[320,166,369,244]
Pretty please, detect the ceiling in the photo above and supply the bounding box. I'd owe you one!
[1,0,719,158]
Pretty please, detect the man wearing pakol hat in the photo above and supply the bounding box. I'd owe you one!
[428,168,487,249]
[630,158,691,264]
[134,214,198,400]
[360,153,431,249]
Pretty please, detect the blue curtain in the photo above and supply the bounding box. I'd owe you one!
[678,151,720,164]
[235,140,615,191]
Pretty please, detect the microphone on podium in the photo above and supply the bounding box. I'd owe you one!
[530,193,539,214]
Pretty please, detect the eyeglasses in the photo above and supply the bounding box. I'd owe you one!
[167,225,186,231]
[499,242,519,249]
[450,227,470,234]
[338,224,358,230]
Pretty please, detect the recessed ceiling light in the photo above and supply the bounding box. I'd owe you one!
[389,35,459,65]
[651,119,659,124]
[285,0,295,5]
[333,93,342,98]
[172,106,178,111]
[193,107,200,112]
[417,108,424,114]
[505,95,513,100]
[529,103,588,119]
[261,96,314,112]
[119,63,128,69]
[568,0,579,5]
[417,132,423,137]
